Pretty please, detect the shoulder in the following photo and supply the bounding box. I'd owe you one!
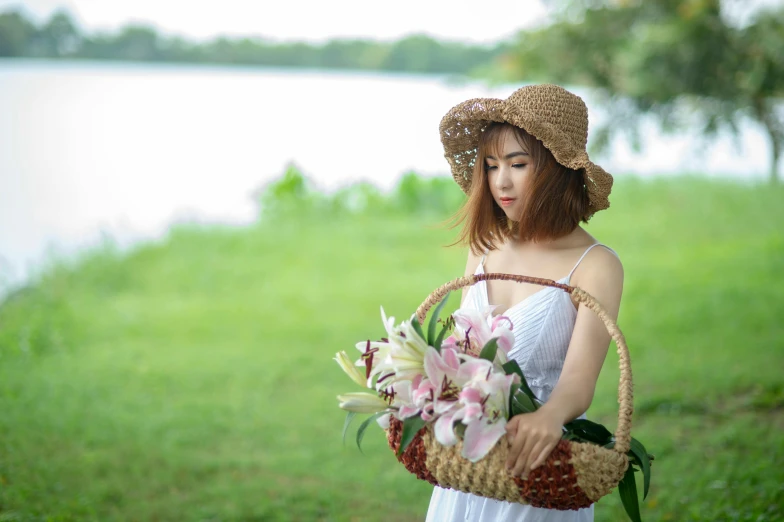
[464,248,482,277]
[572,244,624,313]
[579,245,623,281]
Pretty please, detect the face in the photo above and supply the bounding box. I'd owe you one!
[485,129,531,220]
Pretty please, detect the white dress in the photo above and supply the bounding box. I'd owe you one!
[426,243,614,522]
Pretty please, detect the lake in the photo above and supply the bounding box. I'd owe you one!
[0,60,770,293]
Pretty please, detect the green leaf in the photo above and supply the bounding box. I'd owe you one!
[618,461,642,522]
[427,292,451,347]
[411,317,426,342]
[398,415,427,456]
[433,323,449,353]
[508,383,521,413]
[563,419,613,445]
[478,338,498,362]
[453,420,467,439]
[509,383,521,395]
[511,389,538,414]
[629,437,652,500]
[356,411,388,453]
[502,360,524,380]
[342,411,357,445]
[504,360,537,403]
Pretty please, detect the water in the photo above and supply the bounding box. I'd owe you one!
[0,59,771,293]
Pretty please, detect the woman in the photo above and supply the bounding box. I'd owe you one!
[427,84,624,521]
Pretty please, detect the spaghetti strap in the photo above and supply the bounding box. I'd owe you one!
[567,243,615,280]
[479,248,489,268]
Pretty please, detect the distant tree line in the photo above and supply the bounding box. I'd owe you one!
[3,3,781,182]
[0,9,507,75]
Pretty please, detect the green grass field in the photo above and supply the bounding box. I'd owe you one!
[1,176,782,521]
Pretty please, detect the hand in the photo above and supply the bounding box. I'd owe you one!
[505,408,563,479]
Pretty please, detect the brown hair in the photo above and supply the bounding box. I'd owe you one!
[453,122,590,254]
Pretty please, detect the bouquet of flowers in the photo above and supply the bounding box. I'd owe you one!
[335,290,653,522]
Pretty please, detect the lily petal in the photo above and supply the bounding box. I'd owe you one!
[434,409,465,447]
[337,392,390,414]
[334,351,369,388]
[376,413,391,429]
[462,418,508,462]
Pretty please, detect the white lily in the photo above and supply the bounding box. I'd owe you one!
[374,307,429,385]
[355,340,392,386]
[334,351,369,388]
[337,392,390,414]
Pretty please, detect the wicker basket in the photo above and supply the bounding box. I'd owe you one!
[386,273,634,510]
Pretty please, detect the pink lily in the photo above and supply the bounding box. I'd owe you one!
[449,307,515,364]
[387,379,421,419]
[460,371,517,462]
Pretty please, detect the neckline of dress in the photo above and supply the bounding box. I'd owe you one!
[475,264,570,318]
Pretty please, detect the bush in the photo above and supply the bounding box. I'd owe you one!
[257,166,466,221]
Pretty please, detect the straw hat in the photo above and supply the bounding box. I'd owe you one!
[440,84,613,215]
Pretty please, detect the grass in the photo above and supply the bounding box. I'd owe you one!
[1,176,783,521]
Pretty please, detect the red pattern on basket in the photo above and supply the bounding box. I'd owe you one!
[513,440,592,510]
[387,418,439,486]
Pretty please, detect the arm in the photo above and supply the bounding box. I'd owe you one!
[505,247,624,477]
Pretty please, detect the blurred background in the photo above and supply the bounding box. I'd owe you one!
[0,0,782,520]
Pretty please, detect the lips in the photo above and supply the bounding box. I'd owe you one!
[499,197,516,207]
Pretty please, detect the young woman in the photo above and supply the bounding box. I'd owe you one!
[427,84,623,521]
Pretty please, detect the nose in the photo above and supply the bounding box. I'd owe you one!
[494,165,512,191]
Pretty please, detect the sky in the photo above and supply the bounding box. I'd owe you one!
[0,0,552,43]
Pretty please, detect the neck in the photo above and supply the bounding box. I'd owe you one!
[507,226,587,251]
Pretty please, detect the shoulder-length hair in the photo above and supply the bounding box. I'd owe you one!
[454,122,590,254]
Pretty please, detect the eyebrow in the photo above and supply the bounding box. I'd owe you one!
[485,151,529,160]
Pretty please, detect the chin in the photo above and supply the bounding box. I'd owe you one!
[502,209,519,221]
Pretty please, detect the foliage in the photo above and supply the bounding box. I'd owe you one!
[257,164,466,221]
[502,0,784,182]
[0,8,504,76]
[0,175,783,521]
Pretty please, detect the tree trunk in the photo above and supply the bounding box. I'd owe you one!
[769,131,781,185]
[753,97,782,185]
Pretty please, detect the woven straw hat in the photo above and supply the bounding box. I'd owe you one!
[440,84,613,215]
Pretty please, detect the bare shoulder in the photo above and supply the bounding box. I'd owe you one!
[572,245,624,315]
[464,248,482,277]
[579,245,624,281]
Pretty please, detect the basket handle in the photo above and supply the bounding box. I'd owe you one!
[415,273,633,455]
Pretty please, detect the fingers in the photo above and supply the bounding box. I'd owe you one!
[511,430,536,477]
[529,439,558,471]
[505,421,525,471]
[506,429,559,478]
[510,426,536,477]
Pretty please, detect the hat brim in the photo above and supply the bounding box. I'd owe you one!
[439,97,506,194]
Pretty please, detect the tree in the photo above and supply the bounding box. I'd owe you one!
[503,0,784,183]
[108,25,161,61]
[40,10,81,57]
[0,10,36,57]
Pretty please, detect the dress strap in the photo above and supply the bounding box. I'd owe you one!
[479,248,489,268]
[567,243,615,280]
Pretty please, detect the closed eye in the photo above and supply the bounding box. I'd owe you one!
[512,163,527,169]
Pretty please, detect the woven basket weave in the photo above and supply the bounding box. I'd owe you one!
[386,273,634,510]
